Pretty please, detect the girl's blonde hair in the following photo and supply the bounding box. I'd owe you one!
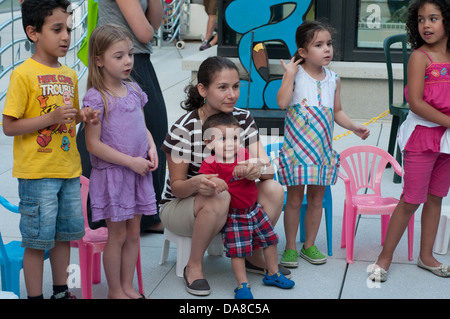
[87,24,134,121]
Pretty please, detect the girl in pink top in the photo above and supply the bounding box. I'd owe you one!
[370,0,450,282]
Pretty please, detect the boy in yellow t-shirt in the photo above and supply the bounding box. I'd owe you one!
[2,0,98,299]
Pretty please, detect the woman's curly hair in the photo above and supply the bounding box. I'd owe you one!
[406,0,450,50]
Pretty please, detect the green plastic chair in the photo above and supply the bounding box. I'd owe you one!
[383,33,410,183]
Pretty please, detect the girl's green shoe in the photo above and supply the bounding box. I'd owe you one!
[280,249,299,268]
[300,245,327,264]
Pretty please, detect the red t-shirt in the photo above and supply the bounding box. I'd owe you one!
[199,148,258,209]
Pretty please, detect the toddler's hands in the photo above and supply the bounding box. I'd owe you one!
[129,156,153,176]
[353,125,370,140]
[232,164,248,180]
[236,159,262,181]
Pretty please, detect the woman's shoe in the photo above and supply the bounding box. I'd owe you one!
[368,264,388,282]
[183,267,210,296]
[280,249,299,268]
[417,257,450,277]
[234,283,253,299]
[262,271,295,289]
[245,259,291,278]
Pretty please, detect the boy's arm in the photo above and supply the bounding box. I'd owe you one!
[2,106,77,137]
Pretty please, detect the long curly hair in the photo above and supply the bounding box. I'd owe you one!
[406,0,450,50]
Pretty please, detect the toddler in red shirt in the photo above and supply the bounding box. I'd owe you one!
[199,113,294,299]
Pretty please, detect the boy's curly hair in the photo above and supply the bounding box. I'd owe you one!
[21,0,72,42]
[406,0,450,50]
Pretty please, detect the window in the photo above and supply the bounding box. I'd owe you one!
[357,0,411,49]
[340,0,411,62]
[218,0,412,63]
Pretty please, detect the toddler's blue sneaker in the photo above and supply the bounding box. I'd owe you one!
[234,283,253,299]
[263,271,295,289]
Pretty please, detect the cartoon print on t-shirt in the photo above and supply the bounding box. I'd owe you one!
[36,91,74,151]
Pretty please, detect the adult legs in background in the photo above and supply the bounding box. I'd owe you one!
[131,54,168,232]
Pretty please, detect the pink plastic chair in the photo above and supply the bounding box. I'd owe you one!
[338,145,414,264]
[77,176,144,299]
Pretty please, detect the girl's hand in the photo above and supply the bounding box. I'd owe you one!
[128,156,153,176]
[353,125,370,140]
[79,107,100,125]
[280,56,301,76]
[147,146,159,171]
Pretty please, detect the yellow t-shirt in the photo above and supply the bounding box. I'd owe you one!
[3,58,82,179]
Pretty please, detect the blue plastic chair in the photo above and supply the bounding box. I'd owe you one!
[264,143,333,256]
[0,195,49,298]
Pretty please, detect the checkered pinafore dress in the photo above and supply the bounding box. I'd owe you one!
[278,66,340,186]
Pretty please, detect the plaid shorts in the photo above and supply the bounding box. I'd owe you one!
[223,203,279,258]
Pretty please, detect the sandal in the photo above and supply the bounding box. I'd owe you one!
[234,283,253,299]
[262,271,295,289]
[368,264,388,282]
[418,257,450,277]
[281,249,299,268]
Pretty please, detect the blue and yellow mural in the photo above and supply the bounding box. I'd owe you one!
[224,0,313,110]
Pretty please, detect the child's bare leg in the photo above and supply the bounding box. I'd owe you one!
[121,215,143,299]
[263,245,280,276]
[303,185,325,249]
[231,257,248,285]
[284,185,304,251]
[23,248,45,298]
[50,241,71,286]
[419,193,442,267]
[376,197,418,270]
[104,219,129,299]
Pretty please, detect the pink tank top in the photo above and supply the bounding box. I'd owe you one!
[404,49,450,152]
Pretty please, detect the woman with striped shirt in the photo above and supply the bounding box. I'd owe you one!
[160,56,286,296]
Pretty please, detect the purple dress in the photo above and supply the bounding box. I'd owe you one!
[82,82,157,222]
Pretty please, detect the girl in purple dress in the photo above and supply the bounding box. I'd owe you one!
[83,24,158,299]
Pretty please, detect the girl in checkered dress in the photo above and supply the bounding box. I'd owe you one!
[277,21,369,267]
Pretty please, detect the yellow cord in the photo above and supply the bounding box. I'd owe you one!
[333,110,390,141]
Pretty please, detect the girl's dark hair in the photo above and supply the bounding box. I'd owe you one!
[21,0,72,42]
[406,0,450,50]
[293,20,335,64]
[182,56,239,111]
